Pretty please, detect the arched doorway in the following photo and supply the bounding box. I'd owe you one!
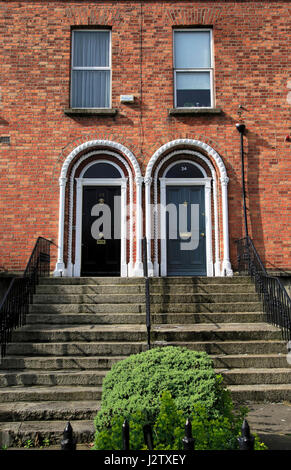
[54,140,143,277]
[144,139,233,277]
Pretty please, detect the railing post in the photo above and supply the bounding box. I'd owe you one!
[61,422,76,451]
[238,419,254,450]
[143,423,154,450]
[122,419,130,450]
[182,418,195,450]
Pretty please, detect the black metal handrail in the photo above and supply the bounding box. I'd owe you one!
[236,236,291,341]
[142,237,151,350]
[0,237,52,357]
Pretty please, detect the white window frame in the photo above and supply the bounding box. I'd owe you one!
[71,29,112,109]
[173,28,214,109]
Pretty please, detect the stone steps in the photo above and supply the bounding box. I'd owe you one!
[38,276,252,285]
[8,323,282,343]
[1,353,288,371]
[0,275,290,448]
[0,370,107,387]
[0,401,101,422]
[0,385,103,403]
[36,283,256,294]
[30,302,263,313]
[1,366,291,390]
[0,420,95,447]
[32,293,260,304]
[25,312,266,325]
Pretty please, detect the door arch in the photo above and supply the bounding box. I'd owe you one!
[54,140,143,277]
[144,139,232,277]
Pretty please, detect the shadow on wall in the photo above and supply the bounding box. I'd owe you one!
[245,128,276,266]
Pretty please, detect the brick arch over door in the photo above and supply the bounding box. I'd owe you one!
[54,140,143,277]
[144,139,233,277]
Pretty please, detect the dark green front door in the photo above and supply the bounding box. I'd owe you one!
[166,185,206,276]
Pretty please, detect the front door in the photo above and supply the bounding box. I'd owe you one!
[81,186,121,276]
[166,185,206,276]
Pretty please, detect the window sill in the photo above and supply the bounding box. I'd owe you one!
[64,108,118,116]
[169,107,222,115]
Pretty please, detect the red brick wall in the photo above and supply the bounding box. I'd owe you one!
[0,0,290,273]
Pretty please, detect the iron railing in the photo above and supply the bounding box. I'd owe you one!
[143,237,151,350]
[236,236,291,341]
[0,237,52,357]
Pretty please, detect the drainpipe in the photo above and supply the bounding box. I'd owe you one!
[236,123,248,239]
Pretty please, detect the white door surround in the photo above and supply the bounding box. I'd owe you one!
[54,140,144,277]
[144,139,233,277]
[54,138,233,278]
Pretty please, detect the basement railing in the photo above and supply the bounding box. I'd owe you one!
[142,237,151,350]
[236,236,291,342]
[0,237,52,358]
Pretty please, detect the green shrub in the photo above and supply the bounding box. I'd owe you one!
[94,390,267,450]
[95,347,238,432]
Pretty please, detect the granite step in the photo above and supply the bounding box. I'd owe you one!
[25,312,265,325]
[9,323,282,343]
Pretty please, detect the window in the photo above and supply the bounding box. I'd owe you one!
[71,30,111,108]
[173,29,213,108]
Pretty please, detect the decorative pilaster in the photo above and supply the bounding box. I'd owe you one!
[220,176,233,276]
[144,176,154,276]
[54,176,67,276]
[134,176,144,276]
[205,181,214,276]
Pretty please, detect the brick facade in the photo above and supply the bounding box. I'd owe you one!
[0,0,290,275]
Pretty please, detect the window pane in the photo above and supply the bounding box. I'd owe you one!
[174,31,211,69]
[73,31,110,67]
[83,163,121,178]
[71,70,110,108]
[176,72,211,107]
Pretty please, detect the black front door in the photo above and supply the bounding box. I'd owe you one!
[81,186,121,276]
[166,185,206,276]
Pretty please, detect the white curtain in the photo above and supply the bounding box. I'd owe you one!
[72,31,110,108]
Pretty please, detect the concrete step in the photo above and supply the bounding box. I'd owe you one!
[36,284,146,295]
[39,277,145,285]
[0,419,95,447]
[4,338,286,357]
[5,341,147,356]
[29,302,262,314]
[150,284,256,294]
[0,386,103,403]
[0,400,101,422]
[36,283,256,295]
[9,323,282,343]
[228,384,291,403]
[32,293,260,304]
[212,354,289,369]
[39,276,253,285]
[219,368,291,385]
[25,312,265,325]
[33,293,146,304]
[151,302,263,313]
[0,356,126,370]
[29,303,145,314]
[152,340,286,355]
[0,370,107,387]
[1,353,288,371]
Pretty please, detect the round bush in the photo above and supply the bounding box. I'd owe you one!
[94,346,231,431]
